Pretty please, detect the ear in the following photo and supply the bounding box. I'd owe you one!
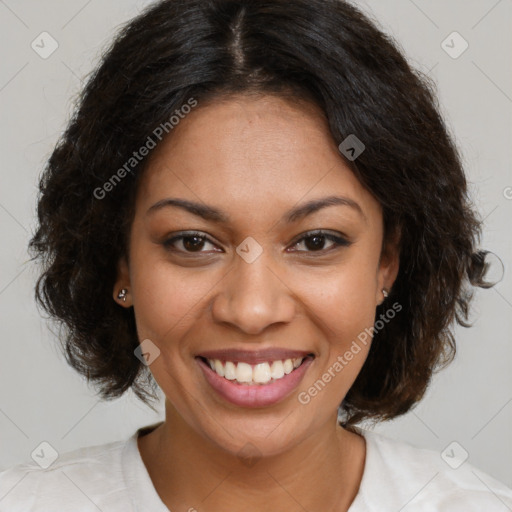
[376,226,400,306]
[113,254,132,307]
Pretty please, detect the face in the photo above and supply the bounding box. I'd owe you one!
[114,93,399,457]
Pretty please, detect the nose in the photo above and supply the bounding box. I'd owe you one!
[210,249,296,336]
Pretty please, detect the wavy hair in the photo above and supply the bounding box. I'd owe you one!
[28,0,494,426]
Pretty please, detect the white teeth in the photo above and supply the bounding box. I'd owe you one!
[270,360,284,379]
[224,361,237,380]
[205,357,306,385]
[236,362,253,383]
[214,359,225,377]
[253,363,272,384]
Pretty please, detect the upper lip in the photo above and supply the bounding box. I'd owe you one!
[197,348,313,364]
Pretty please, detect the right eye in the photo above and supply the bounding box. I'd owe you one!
[162,231,222,254]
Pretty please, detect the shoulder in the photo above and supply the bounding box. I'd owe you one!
[355,428,512,511]
[0,436,134,512]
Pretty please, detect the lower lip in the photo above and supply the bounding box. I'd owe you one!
[196,356,314,408]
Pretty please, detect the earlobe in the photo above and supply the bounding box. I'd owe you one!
[113,255,132,306]
[116,288,128,302]
[377,228,401,305]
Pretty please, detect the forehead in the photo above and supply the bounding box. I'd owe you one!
[136,94,381,225]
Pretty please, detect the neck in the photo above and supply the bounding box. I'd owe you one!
[138,401,365,512]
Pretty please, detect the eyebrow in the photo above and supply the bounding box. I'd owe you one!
[146,195,366,223]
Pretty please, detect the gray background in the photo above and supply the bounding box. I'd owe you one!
[1,0,511,488]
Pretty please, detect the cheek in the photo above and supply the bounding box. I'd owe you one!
[291,247,379,389]
[128,250,217,410]
[296,251,379,337]
[300,270,375,369]
[292,264,377,413]
[129,243,218,344]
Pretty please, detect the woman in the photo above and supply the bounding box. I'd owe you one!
[1,0,511,510]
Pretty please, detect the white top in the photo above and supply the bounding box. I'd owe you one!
[1,422,511,511]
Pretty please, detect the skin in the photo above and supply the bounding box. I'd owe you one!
[114,93,400,512]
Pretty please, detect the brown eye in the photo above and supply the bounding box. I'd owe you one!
[289,231,351,253]
[182,235,206,252]
[304,234,328,251]
[163,232,220,254]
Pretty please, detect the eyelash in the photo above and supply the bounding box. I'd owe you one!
[162,230,351,255]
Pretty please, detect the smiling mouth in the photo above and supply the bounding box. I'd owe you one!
[197,355,315,386]
[195,350,316,408]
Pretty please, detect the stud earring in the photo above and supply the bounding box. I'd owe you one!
[117,288,128,302]
[382,288,389,299]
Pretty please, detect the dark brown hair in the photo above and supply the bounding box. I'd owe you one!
[28,0,494,426]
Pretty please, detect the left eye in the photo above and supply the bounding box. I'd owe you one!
[289,231,351,253]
